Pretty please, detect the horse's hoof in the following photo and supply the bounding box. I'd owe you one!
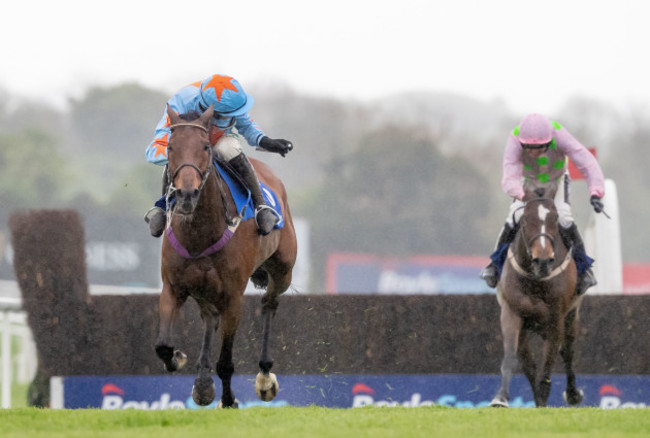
[192,375,216,406]
[173,350,187,370]
[563,389,584,406]
[489,397,509,408]
[255,372,279,402]
[216,398,239,409]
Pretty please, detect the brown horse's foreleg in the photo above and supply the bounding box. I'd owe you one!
[215,297,242,409]
[155,284,188,372]
[560,307,584,406]
[192,309,218,406]
[517,329,538,401]
[536,320,563,407]
[491,303,521,408]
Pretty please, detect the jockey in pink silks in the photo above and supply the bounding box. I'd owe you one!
[143,74,293,237]
[480,113,606,296]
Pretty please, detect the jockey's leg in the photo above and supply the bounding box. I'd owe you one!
[559,223,597,295]
[554,176,596,295]
[229,153,278,235]
[213,134,277,235]
[481,199,523,288]
[480,222,518,288]
[144,165,169,238]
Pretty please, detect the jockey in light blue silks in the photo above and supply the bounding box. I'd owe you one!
[144,74,293,236]
[480,113,606,296]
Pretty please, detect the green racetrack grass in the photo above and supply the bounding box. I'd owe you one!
[1,406,648,438]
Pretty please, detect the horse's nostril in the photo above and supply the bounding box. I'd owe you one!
[532,258,540,265]
[177,189,196,204]
[549,258,555,265]
[193,189,200,198]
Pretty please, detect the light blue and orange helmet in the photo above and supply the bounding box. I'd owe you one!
[198,74,254,116]
[517,113,553,145]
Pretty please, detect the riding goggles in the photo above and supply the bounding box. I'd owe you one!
[212,115,235,130]
[521,141,552,150]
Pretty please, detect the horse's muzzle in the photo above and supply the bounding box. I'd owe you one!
[532,257,555,278]
[175,188,200,214]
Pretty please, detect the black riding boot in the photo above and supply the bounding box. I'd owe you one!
[559,223,597,295]
[144,165,170,238]
[229,153,278,235]
[480,223,517,288]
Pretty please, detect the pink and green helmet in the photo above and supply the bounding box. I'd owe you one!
[513,113,563,146]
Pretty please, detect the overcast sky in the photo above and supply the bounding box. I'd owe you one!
[2,0,648,115]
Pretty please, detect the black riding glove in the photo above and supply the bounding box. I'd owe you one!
[259,136,293,157]
[590,195,604,213]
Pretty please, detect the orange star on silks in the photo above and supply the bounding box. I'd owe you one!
[153,133,169,157]
[202,75,238,101]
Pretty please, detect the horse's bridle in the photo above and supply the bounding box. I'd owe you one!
[163,121,242,258]
[507,197,574,281]
[166,123,213,206]
[519,198,557,257]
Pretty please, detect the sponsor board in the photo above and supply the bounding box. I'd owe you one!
[326,253,493,294]
[51,374,649,409]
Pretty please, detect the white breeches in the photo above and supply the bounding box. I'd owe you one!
[213,134,244,161]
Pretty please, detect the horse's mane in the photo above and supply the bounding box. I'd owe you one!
[179,110,202,121]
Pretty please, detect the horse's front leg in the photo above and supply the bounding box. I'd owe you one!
[517,328,538,401]
[536,321,563,407]
[215,296,242,409]
[491,302,522,408]
[561,307,584,406]
[192,309,218,406]
[154,283,188,372]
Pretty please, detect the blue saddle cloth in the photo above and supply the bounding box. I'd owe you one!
[155,161,284,229]
[490,242,593,279]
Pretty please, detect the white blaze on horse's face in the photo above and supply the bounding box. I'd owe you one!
[538,204,551,249]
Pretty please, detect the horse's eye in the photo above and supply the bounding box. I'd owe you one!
[167,146,173,153]
[204,144,210,151]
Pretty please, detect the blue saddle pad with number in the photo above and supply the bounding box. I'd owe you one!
[155,160,284,229]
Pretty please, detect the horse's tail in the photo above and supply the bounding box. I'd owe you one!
[250,268,269,289]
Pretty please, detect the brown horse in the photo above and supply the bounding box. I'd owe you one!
[490,186,584,408]
[154,105,297,408]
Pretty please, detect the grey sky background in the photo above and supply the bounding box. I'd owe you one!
[2,0,648,115]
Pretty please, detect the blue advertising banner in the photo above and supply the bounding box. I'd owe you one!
[51,374,649,409]
[326,253,493,294]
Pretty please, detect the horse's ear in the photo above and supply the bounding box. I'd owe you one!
[167,105,180,125]
[199,105,214,127]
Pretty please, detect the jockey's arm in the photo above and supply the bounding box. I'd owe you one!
[555,127,605,199]
[233,114,265,147]
[145,86,200,166]
[145,111,172,166]
[501,134,525,200]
